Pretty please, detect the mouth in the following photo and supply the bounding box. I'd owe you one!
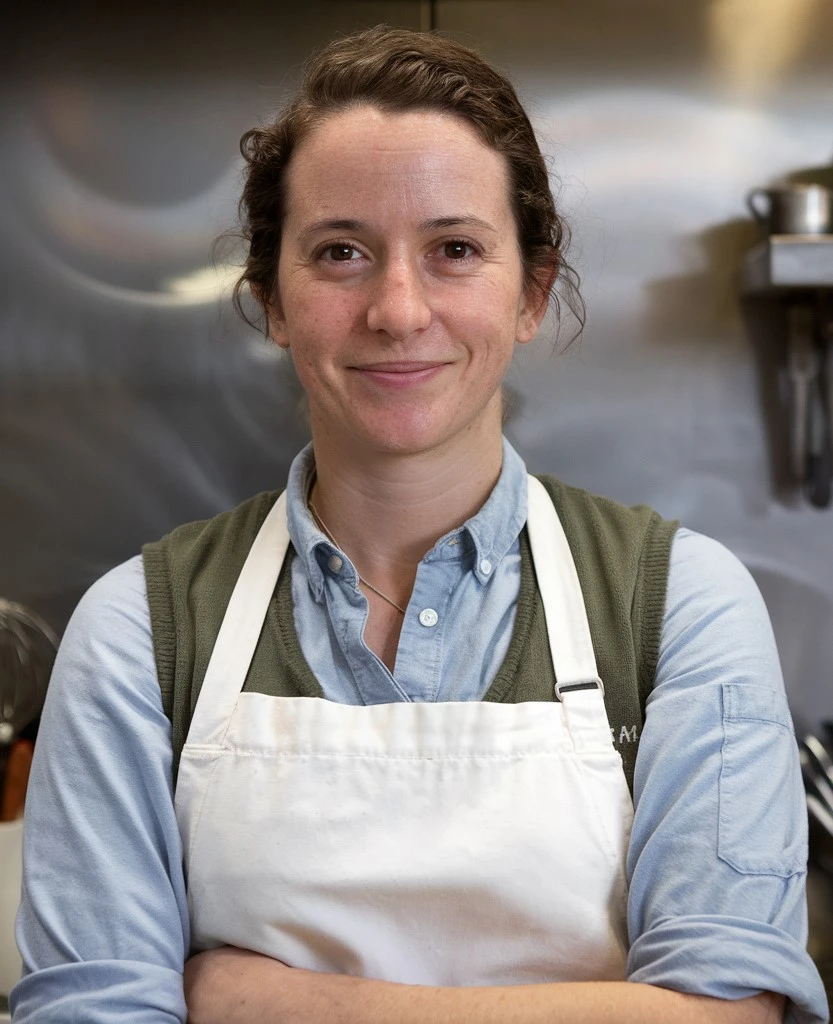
[351,361,449,388]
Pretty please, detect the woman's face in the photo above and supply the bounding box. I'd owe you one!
[269,105,548,459]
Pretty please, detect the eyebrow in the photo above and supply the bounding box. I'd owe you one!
[302,219,365,238]
[300,215,498,238]
[420,216,498,234]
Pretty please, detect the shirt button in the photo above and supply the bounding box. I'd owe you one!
[327,554,344,573]
[418,608,439,628]
[479,558,493,575]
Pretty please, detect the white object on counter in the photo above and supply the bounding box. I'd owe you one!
[0,819,23,997]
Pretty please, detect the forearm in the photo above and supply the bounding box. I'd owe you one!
[271,975,782,1024]
[184,950,785,1024]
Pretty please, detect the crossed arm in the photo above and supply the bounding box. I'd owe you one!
[11,546,827,1022]
[184,947,785,1024]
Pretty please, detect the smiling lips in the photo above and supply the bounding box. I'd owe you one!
[352,361,449,388]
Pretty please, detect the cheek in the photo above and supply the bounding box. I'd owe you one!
[463,282,526,352]
[285,285,358,346]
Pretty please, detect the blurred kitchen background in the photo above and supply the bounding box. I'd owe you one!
[2,0,833,995]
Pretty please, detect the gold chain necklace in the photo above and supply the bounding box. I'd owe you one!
[308,498,408,615]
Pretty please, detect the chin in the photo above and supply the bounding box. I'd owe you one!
[362,419,496,461]
[317,399,499,459]
[351,418,459,457]
[362,433,448,458]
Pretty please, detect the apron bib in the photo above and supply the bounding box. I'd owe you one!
[175,475,634,985]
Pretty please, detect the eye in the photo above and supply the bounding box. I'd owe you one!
[442,240,475,260]
[323,244,360,262]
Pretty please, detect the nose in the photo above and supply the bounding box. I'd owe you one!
[366,258,431,340]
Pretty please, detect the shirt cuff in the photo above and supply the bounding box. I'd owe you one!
[628,916,828,1024]
[11,959,186,1023]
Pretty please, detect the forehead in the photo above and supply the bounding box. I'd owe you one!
[283,106,513,226]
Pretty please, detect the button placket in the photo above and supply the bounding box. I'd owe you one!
[394,556,455,701]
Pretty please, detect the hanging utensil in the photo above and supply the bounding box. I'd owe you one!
[802,736,833,812]
[808,793,833,839]
[805,367,832,508]
[825,312,833,475]
[827,318,833,422]
[801,743,833,818]
[0,599,57,731]
[804,306,833,507]
[804,733,833,878]
[801,735,833,880]
[805,734,833,785]
[0,600,58,796]
[787,304,816,485]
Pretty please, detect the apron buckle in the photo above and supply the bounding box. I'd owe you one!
[554,677,605,700]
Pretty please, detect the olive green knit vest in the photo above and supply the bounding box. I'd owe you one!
[142,476,678,796]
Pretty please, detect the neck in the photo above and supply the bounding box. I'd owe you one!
[308,418,504,601]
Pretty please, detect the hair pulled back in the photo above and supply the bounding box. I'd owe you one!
[233,25,583,339]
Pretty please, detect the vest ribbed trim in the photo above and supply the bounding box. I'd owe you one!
[481,529,538,704]
[142,541,177,721]
[634,512,673,712]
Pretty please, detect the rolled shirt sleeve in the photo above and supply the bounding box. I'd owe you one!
[627,527,828,1023]
[11,557,189,1023]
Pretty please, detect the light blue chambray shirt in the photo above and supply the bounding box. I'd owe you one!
[11,439,829,1023]
[287,438,527,705]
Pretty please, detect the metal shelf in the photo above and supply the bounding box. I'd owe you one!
[742,235,833,294]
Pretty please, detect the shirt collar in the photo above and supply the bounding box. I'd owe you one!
[452,436,528,584]
[284,436,529,602]
[285,442,334,603]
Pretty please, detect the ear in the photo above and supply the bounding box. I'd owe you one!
[516,262,558,345]
[265,293,290,350]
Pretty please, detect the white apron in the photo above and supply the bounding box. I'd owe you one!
[175,475,634,985]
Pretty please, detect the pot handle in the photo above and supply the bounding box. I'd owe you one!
[747,188,770,224]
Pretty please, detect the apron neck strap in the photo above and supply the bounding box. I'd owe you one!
[192,491,291,745]
[525,475,603,699]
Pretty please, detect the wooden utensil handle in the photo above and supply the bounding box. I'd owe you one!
[1,739,34,822]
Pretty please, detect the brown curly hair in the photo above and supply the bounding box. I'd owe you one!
[233,25,583,340]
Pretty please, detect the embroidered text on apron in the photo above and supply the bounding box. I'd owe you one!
[175,475,634,985]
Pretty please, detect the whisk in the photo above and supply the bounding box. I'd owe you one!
[0,600,58,746]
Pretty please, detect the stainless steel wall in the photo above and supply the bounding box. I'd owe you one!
[2,1,832,732]
[441,0,833,735]
[0,0,422,630]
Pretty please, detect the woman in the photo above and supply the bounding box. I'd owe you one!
[12,25,827,1024]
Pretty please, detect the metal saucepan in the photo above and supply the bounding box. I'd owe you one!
[748,183,833,236]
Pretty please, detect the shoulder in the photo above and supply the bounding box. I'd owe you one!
[661,527,780,690]
[54,555,157,709]
[65,555,151,662]
[668,527,767,602]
